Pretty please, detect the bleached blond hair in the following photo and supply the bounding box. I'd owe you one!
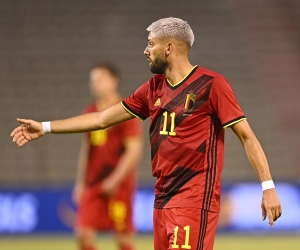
[146,17,194,48]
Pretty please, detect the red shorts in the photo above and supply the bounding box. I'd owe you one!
[76,186,135,233]
[153,207,219,250]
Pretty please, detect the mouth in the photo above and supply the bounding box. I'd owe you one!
[147,57,152,66]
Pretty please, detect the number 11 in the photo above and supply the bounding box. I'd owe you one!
[160,111,176,136]
[171,225,191,249]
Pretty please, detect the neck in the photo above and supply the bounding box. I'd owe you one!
[95,92,121,110]
[164,58,194,85]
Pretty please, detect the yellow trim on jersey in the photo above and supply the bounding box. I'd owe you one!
[223,117,247,128]
[120,101,144,121]
[167,65,198,87]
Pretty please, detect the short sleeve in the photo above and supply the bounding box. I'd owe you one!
[121,81,150,120]
[209,75,246,128]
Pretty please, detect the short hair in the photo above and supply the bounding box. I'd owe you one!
[146,17,194,48]
[91,63,120,79]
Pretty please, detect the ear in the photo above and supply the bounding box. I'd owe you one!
[165,42,173,56]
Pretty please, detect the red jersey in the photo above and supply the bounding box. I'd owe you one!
[84,103,142,190]
[122,66,245,212]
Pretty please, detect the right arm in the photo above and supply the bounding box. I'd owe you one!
[11,103,134,146]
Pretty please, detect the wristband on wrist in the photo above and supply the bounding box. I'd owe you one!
[261,180,275,191]
[42,121,51,134]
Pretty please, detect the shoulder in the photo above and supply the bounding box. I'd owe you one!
[196,67,230,88]
[196,67,223,79]
[134,74,166,95]
[148,74,166,89]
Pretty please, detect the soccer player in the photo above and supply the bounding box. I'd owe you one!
[11,17,282,250]
[72,64,143,250]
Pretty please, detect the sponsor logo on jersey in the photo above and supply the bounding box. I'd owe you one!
[90,129,107,146]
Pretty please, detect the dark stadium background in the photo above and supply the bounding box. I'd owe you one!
[0,0,300,248]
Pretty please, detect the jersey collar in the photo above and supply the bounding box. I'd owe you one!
[166,65,198,90]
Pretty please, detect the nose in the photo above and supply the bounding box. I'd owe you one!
[144,47,149,56]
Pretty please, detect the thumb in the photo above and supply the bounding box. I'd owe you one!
[17,118,32,125]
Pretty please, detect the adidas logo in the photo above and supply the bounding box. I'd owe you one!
[154,98,161,106]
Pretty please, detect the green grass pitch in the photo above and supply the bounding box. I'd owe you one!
[0,234,299,250]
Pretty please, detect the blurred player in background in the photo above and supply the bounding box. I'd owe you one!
[72,64,143,250]
[11,18,282,250]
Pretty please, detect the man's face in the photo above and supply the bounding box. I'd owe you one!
[89,68,117,98]
[144,32,169,74]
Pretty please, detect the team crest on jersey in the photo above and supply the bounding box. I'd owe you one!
[184,90,196,114]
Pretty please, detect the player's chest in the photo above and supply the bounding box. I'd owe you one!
[149,84,210,119]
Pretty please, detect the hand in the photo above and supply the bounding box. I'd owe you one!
[11,118,44,146]
[72,183,84,205]
[261,188,282,227]
[100,178,119,198]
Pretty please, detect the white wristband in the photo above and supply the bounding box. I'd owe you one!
[42,121,51,134]
[261,180,275,191]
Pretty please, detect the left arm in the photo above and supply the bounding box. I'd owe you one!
[231,120,282,227]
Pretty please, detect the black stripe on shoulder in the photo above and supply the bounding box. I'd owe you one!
[121,100,147,120]
[222,116,246,128]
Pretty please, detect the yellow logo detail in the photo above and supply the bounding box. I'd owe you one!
[154,98,161,106]
[90,129,107,146]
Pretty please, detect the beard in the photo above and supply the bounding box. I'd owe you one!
[149,54,169,74]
